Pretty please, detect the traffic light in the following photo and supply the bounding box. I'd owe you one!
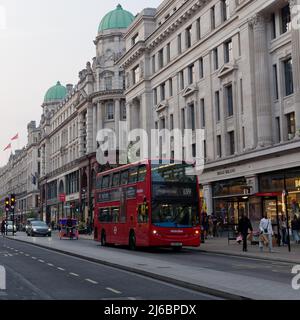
[10,194,16,209]
[5,197,10,212]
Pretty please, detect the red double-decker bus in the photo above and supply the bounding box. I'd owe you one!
[94,159,201,250]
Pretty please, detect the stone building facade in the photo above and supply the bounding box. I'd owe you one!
[0,121,40,221]
[120,0,300,230]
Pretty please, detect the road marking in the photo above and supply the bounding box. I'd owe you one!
[85,279,98,285]
[14,250,18,252]
[4,254,7,257]
[106,287,121,294]
[69,273,79,277]
[47,263,54,267]
[19,252,24,254]
[38,259,45,263]
[25,254,29,257]
[57,267,65,271]
[32,257,37,260]
[8,254,13,257]
[128,297,137,300]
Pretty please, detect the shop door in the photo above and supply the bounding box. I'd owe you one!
[262,197,280,246]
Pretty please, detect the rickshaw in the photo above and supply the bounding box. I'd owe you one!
[59,218,79,240]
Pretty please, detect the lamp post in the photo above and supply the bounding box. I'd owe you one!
[283,176,291,252]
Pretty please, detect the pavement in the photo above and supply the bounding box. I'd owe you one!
[5,232,300,300]
[0,237,217,300]
[79,232,300,264]
[196,236,300,264]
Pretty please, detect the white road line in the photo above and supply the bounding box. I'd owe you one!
[4,254,8,257]
[47,263,54,267]
[38,259,45,263]
[20,252,24,254]
[32,257,37,260]
[8,254,13,257]
[106,287,121,294]
[85,279,98,285]
[57,267,65,271]
[25,254,29,257]
[69,273,79,277]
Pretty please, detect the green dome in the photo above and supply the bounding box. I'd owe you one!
[98,4,135,33]
[44,81,67,103]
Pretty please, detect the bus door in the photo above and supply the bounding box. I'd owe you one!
[136,198,150,245]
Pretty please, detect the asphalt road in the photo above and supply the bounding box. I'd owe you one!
[0,237,219,300]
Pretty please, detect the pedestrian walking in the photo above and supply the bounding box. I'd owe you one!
[291,215,300,244]
[279,214,287,246]
[259,214,274,252]
[1,220,6,236]
[238,214,253,252]
[208,216,213,238]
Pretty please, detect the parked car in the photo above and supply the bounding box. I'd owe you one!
[5,221,17,234]
[25,218,40,233]
[27,221,51,237]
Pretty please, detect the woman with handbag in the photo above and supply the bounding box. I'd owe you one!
[259,214,274,253]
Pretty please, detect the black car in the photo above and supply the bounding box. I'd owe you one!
[27,221,52,237]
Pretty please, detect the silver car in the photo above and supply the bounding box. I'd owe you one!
[27,221,51,237]
[5,221,17,234]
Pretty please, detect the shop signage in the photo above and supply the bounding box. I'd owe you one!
[217,168,236,176]
[59,193,66,203]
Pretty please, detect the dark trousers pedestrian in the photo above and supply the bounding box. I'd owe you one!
[242,233,248,252]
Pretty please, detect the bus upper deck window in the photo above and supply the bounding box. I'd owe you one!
[128,167,138,184]
[112,172,120,187]
[121,170,129,185]
[138,165,147,182]
[102,175,111,189]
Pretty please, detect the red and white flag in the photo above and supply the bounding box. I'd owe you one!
[11,133,19,141]
[3,143,11,151]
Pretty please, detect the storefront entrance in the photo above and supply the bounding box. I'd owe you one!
[256,193,281,246]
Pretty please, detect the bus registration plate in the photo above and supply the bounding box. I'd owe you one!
[171,242,182,247]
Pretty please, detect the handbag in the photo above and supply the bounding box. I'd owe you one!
[263,220,269,234]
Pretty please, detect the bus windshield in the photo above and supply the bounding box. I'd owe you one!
[151,162,197,183]
[151,203,199,228]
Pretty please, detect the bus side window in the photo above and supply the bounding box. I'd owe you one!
[128,167,138,184]
[99,208,110,222]
[102,175,111,189]
[138,165,147,182]
[112,172,120,187]
[120,170,129,185]
[112,207,120,223]
[96,176,102,189]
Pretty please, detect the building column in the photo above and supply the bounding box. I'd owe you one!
[93,104,97,151]
[115,99,121,146]
[78,113,85,157]
[290,0,300,138]
[203,183,213,216]
[86,104,93,154]
[252,14,273,147]
[97,102,103,132]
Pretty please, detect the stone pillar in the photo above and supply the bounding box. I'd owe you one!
[97,102,103,132]
[78,113,85,157]
[86,104,93,154]
[93,104,97,151]
[203,183,213,216]
[252,14,273,147]
[115,99,121,146]
[290,0,300,138]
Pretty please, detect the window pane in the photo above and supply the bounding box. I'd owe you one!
[128,167,138,184]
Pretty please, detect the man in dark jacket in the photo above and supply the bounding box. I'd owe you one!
[238,214,253,252]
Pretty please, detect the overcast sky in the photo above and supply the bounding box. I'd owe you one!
[0,0,161,166]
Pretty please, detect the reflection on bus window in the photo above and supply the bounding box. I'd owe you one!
[102,175,111,189]
[111,207,120,223]
[120,170,129,185]
[128,167,138,184]
[112,172,120,187]
[138,165,147,182]
[151,203,199,227]
[151,163,196,183]
[99,208,111,222]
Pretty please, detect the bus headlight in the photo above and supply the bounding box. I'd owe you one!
[195,230,200,235]
[153,230,158,235]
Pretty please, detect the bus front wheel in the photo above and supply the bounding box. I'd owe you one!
[101,231,107,247]
[129,232,136,251]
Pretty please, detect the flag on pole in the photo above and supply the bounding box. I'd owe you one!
[11,133,19,141]
[3,143,11,151]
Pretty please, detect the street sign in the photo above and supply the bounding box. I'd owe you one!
[59,194,66,203]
